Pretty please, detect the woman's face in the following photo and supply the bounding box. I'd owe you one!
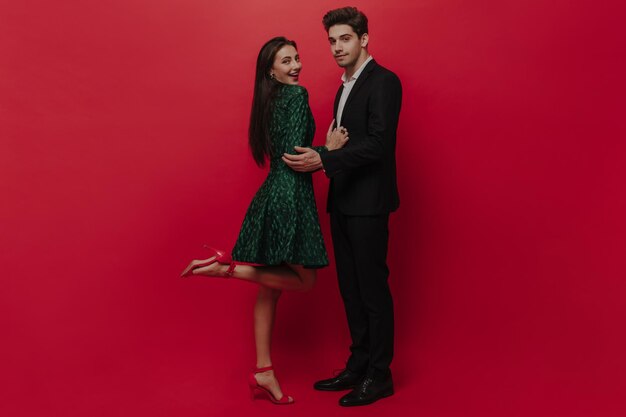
[270,45,301,85]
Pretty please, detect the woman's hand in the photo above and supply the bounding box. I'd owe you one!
[325,119,349,151]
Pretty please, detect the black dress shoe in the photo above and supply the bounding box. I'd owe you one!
[339,374,394,407]
[313,369,364,391]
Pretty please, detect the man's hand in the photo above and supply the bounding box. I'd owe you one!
[282,146,323,172]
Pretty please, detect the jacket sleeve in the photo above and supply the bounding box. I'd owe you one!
[320,74,402,177]
[311,145,328,154]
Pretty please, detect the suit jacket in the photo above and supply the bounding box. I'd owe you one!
[320,59,402,215]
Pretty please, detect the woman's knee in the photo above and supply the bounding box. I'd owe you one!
[298,272,316,292]
[286,264,317,292]
[258,286,282,300]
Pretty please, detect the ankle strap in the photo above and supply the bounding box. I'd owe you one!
[254,365,274,373]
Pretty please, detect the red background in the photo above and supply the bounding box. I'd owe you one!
[2,1,625,416]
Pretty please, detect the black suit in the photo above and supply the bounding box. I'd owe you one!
[320,59,402,378]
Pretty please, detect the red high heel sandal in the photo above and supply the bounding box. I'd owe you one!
[180,245,232,277]
[248,366,294,405]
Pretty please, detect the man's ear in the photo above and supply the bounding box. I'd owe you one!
[360,33,369,48]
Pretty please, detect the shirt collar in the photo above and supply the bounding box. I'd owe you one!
[341,55,373,83]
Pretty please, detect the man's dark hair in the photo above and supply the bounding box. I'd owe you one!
[322,6,369,37]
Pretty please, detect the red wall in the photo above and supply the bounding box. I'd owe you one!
[2,1,625,416]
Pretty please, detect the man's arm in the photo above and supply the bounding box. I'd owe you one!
[282,119,349,172]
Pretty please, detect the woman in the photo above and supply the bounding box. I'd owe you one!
[181,37,348,405]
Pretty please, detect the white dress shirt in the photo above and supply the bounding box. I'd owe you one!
[336,55,373,127]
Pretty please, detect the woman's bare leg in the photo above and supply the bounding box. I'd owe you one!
[252,286,292,401]
[192,262,317,292]
[188,262,317,402]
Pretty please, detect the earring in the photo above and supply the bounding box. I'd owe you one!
[270,73,275,80]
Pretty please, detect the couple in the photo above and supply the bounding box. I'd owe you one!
[181,6,402,407]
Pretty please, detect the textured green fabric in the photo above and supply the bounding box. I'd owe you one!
[231,84,329,268]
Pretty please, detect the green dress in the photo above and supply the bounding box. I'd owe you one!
[231,84,329,268]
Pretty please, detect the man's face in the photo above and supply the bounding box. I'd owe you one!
[328,24,368,69]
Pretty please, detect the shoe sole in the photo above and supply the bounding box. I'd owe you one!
[338,388,394,407]
[313,384,358,392]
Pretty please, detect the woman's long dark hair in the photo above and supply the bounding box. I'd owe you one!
[249,37,297,166]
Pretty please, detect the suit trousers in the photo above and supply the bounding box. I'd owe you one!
[330,211,394,378]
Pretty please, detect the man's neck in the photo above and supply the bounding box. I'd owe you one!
[344,51,370,79]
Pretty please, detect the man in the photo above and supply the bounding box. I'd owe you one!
[282,6,402,407]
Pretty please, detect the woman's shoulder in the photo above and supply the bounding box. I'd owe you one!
[278,83,308,100]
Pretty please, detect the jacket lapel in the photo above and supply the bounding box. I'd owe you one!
[343,59,377,114]
[333,84,343,125]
